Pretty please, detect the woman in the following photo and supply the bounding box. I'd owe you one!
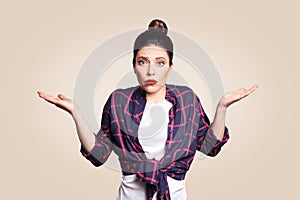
[37,19,259,200]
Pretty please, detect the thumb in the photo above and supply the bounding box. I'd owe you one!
[57,93,68,100]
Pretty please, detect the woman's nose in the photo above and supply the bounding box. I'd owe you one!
[147,63,155,75]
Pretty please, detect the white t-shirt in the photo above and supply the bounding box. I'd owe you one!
[117,99,187,200]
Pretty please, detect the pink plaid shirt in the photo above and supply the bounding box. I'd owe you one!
[81,84,230,200]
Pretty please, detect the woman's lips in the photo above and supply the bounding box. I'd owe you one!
[145,79,157,85]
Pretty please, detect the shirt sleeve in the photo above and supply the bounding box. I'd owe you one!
[80,94,113,167]
[196,96,230,157]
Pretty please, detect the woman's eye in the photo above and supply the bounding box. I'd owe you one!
[157,61,165,66]
[138,60,147,65]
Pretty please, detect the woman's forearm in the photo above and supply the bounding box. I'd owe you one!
[210,103,227,141]
[72,108,96,153]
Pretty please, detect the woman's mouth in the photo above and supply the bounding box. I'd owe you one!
[145,79,157,85]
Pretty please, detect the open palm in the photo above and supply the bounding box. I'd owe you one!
[220,84,259,108]
[37,91,76,115]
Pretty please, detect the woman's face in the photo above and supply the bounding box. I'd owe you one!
[134,44,173,95]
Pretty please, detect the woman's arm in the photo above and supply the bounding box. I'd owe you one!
[210,84,259,140]
[210,104,227,141]
[72,107,96,152]
[37,91,95,152]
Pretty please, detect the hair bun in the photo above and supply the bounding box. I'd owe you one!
[148,19,168,35]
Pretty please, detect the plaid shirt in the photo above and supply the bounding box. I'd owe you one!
[80,84,230,200]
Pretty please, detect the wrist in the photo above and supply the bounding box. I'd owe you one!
[71,104,81,118]
[217,103,227,112]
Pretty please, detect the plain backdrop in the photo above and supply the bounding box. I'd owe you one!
[1,0,299,199]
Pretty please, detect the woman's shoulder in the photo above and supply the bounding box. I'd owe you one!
[106,85,142,102]
[111,85,139,95]
[166,84,198,97]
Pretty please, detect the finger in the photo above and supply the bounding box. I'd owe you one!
[58,93,68,100]
[237,88,246,93]
[231,88,246,94]
[39,92,60,104]
[46,95,60,104]
[250,84,260,92]
[37,91,46,98]
[231,89,252,101]
[237,88,246,91]
[38,91,52,100]
[243,84,260,96]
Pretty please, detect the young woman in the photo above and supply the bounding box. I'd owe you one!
[37,19,259,200]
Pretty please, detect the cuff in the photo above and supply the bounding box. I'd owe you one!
[80,139,105,167]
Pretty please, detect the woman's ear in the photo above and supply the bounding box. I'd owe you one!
[133,66,136,74]
[168,64,174,75]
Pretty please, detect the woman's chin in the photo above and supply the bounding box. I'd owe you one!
[142,84,165,94]
[142,86,157,93]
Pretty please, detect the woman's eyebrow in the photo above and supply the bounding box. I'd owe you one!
[137,56,149,60]
[155,57,167,60]
[137,56,167,60]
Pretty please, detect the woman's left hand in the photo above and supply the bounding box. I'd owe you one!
[219,84,259,108]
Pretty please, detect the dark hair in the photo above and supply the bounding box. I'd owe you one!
[132,19,173,67]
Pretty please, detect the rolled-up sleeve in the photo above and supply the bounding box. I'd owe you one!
[195,96,230,157]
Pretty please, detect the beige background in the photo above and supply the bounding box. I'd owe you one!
[1,0,299,199]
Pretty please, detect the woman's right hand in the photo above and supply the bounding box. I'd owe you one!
[37,91,77,116]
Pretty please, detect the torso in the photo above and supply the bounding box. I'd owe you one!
[117,99,187,200]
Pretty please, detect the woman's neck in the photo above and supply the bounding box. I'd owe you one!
[146,86,166,104]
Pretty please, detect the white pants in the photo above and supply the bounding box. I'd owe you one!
[116,174,187,200]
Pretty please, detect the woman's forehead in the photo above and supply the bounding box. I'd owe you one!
[137,45,169,58]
